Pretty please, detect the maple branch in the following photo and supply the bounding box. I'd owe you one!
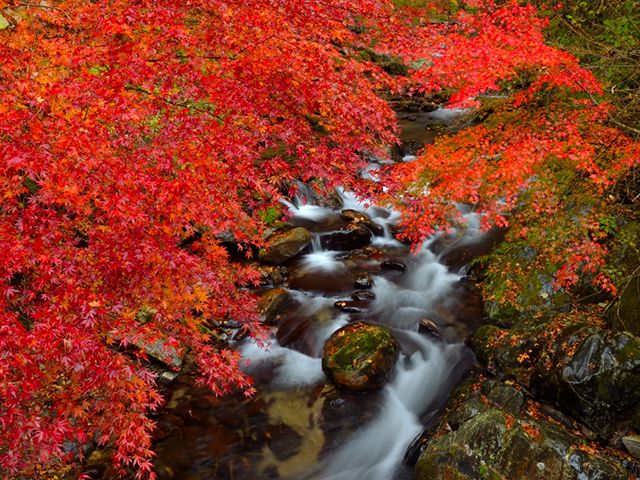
[15,2,72,21]
[123,84,221,118]
[607,115,640,137]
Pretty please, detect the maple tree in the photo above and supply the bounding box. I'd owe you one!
[0,0,396,477]
[1,0,638,478]
[384,0,639,294]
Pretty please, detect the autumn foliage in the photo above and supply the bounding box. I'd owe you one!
[1,0,638,477]
[0,0,395,476]
[386,1,639,294]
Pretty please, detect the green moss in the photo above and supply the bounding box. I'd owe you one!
[322,323,399,391]
[327,325,396,370]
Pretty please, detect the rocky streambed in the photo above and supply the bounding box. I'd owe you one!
[141,174,492,479]
[86,105,640,480]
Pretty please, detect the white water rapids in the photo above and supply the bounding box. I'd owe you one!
[238,178,483,480]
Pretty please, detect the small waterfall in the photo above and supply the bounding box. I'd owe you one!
[310,233,323,252]
[236,180,482,479]
[309,336,471,480]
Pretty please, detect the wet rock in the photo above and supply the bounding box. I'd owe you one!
[258,287,290,325]
[352,290,376,302]
[415,375,629,480]
[266,423,304,461]
[259,227,312,264]
[353,273,374,289]
[322,322,399,392]
[333,300,364,314]
[418,319,442,340]
[404,428,435,467]
[436,227,506,271]
[531,330,640,439]
[276,315,313,350]
[320,224,372,251]
[340,209,384,236]
[473,322,640,440]
[276,304,341,356]
[622,435,640,459]
[381,259,406,272]
[288,262,355,294]
[391,139,425,160]
[399,113,418,121]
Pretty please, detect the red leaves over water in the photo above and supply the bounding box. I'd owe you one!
[0,0,638,477]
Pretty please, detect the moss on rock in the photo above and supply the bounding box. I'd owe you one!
[321,322,399,392]
[415,375,629,480]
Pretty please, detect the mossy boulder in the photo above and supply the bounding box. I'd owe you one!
[471,324,546,386]
[259,227,312,264]
[320,223,372,251]
[322,322,399,392]
[340,209,384,236]
[481,242,571,327]
[414,376,629,480]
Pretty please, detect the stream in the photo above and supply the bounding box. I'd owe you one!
[149,109,496,480]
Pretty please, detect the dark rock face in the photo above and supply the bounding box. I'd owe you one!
[414,376,629,480]
[472,323,640,439]
[380,259,406,272]
[333,300,365,314]
[418,319,442,340]
[322,322,399,392]
[531,330,640,438]
[320,224,372,251]
[352,290,376,302]
[259,227,312,264]
[288,262,355,294]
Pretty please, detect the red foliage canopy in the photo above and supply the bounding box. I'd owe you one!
[1,0,638,477]
[0,0,396,476]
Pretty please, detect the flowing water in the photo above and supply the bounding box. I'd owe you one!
[148,109,497,480]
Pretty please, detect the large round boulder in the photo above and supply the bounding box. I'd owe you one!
[322,322,399,392]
